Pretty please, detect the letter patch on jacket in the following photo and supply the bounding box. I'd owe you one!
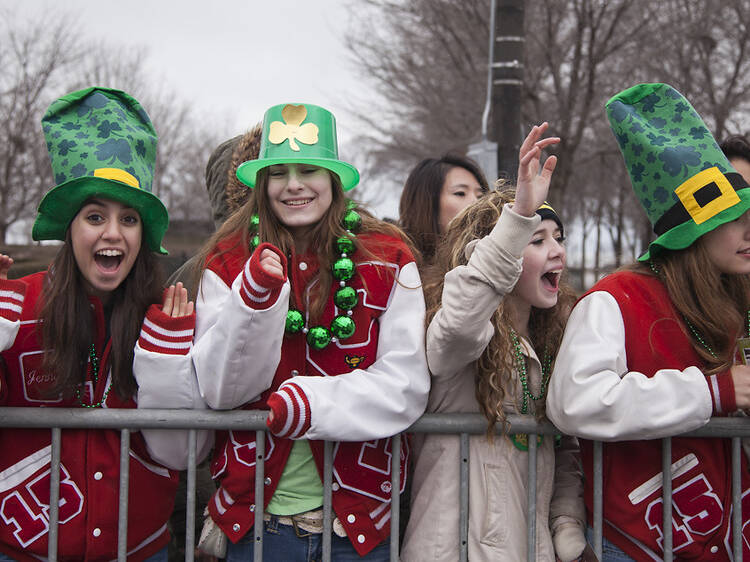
[0,447,84,547]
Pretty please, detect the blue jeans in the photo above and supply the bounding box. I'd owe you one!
[226,515,390,561]
[586,527,635,561]
[0,546,167,561]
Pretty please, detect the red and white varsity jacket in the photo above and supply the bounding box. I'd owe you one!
[192,233,429,556]
[548,271,748,560]
[0,271,201,561]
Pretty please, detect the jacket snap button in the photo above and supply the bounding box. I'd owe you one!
[299,262,308,271]
[332,483,340,491]
[291,369,299,377]
[711,546,719,554]
[357,534,365,543]
[93,528,101,537]
[233,523,240,532]
[93,471,102,480]
[347,514,356,523]
[250,504,255,512]
[264,477,272,485]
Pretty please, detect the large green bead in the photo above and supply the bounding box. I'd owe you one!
[250,234,260,251]
[342,209,362,232]
[331,315,356,340]
[334,286,358,310]
[335,236,356,255]
[306,326,332,350]
[332,257,355,281]
[286,309,304,333]
[250,214,260,229]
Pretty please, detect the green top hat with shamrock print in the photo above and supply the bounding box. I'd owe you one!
[606,83,750,261]
[236,103,360,191]
[33,87,169,254]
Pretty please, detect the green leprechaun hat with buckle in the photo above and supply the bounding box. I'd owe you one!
[33,87,169,254]
[606,82,750,261]
[236,103,360,191]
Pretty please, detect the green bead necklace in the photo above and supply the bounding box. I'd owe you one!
[75,344,109,408]
[509,329,552,451]
[249,202,362,351]
[510,329,551,415]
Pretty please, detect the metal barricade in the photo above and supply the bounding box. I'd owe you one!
[0,407,748,561]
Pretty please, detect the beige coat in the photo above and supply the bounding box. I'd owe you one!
[401,207,585,561]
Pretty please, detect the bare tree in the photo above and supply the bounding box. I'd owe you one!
[0,14,81,243]
[345,0,750,280]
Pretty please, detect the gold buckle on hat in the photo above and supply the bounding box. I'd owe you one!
[94,167,140,188]
[674,166,739,224]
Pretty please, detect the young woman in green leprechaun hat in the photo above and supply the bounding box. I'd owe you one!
[0,87,210,562]
[547,83,750,560]
[181,103,430,560]
[400,123,591,562]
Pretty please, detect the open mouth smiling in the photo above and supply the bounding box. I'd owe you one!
[283,198,313,207]
[94,249,124,272]
[541,269,561,290]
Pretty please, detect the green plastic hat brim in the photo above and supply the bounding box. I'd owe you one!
[639,186,750,261]
[32,176,169,255]
[236,157,360,192]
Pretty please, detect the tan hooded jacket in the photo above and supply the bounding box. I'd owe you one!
[400,206,585,562]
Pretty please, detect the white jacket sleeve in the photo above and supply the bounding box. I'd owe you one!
[427,206,540,380]
[546,290,713,441]
[134,343,214,470]
[291,261,430,441]
[192,268,290,410]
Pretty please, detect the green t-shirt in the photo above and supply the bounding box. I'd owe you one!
[266,440,323,515]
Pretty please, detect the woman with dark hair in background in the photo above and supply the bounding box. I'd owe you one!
[720,133,750,183]
[398,154,489,264]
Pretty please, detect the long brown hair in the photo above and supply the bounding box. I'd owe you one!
[424,189,575,436]
[634,240,750,375]
[39,230,163,399]
[195,167,415,322]
[399,154,489,265]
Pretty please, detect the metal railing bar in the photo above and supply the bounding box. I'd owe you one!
[48,427,61,562]
[661,437,672,562]
[593,441,603,560]
[527,434,537,562]
[459,433,469,562]
[5,409,750,437]
[253,430,265,561]
[390,434,401,562]
[8,409,750,562]
[185,429,197,562]
[733,437,743,561]
[118,429,130,561]
[322,440,333,562]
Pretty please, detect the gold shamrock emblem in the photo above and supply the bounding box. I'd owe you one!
[268,104,319,151]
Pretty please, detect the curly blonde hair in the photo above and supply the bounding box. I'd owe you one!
[423,189,576,437]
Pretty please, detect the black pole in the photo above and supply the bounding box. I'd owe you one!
[491,0,524,181]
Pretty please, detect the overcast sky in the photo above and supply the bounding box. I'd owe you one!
[4,0,403,218]
[7,0,366,133]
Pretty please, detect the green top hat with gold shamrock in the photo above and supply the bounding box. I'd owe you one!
[606,83,750,261]
[236,103,360,191]
[33,87,169,254]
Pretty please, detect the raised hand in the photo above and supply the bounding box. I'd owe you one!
[259,248,284,280]
[162,282,194,318]
[0,255,13,281]
[514,122,560,217]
